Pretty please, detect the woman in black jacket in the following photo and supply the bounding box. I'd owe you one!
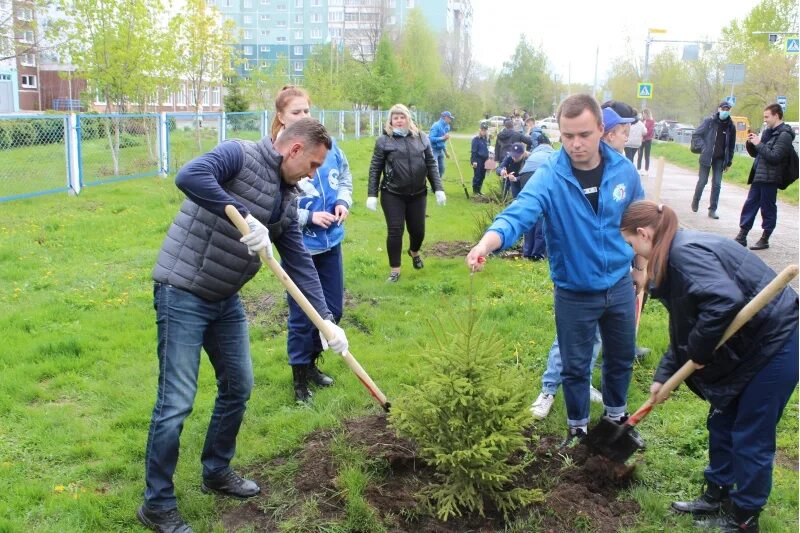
[620,200,798,532]
[367,104,445,282]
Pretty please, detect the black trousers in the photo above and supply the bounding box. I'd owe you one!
[624,147,637,162]
[637,139,652,170]
[380,190,427,268]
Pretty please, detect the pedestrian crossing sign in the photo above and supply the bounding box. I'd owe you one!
[787,38,800,53]
[637,83,653,99]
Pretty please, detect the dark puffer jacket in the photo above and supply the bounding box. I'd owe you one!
[494,128,532,161]
[651,230,798,409]
[745,122,796,186]
[368,131,442,197]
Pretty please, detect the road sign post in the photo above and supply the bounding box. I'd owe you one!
[787,38,799,53]
[777,95,787,112]
[637,82,653,99]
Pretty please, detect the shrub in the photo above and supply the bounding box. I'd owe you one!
[390,310,542,521]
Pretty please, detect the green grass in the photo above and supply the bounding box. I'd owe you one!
[650,141,799,205]
[0,137,796,532]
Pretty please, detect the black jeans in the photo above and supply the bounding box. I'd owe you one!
[624,147,637,162]
[637,139,652,170]
[380,190,427,268]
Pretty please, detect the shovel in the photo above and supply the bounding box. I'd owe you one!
[586,263,798,463]
[225,205,391,412]
[448,139,470,199]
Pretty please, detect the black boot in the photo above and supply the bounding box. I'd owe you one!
[292,364,313,403]
[734,229,748,247]
[749,230,771,250]
[695,502,760,531]
[672,481,731,516]
[308,354,334,387]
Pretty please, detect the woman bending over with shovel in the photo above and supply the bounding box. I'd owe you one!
[620,200,798,532]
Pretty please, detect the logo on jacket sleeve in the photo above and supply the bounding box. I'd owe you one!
[612,183,627,202]
[328,168,340,190]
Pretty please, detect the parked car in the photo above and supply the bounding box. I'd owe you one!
[482,115,507,137]
[655,120,678,140]
[536,117,559,130]
[670,123,695,143]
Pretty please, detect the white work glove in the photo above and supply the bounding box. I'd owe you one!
[435,190,447,206]
[366,197,378,211]
[240,214,272,257]
[319,319,349,354]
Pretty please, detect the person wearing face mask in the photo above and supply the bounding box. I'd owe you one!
[690,101,737,220]
[272,86,354,404]
[367,103,445,282]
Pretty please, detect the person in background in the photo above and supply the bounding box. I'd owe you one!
[601,107,634,153]
[429,111,454,180]
[496,142,529,199]
[734,103,796,251]
[495,118,533,162]
[471,122,491,197]
[690,101,737,220]
[625,111,646,163]
[638,108,655,176]
[516,137,554,261]
[621,200,797,533]
[139,119,349,533]
[467,94,645,446]
[271,86,353,404]
[367,103,446,283]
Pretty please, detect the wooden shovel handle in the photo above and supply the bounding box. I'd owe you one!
[628,264,798,424]
[224,205,390,409]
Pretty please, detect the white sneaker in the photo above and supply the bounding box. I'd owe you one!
[589,386,603,404]
[530,393,555,419]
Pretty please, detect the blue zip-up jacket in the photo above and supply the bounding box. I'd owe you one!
[487,142,644,291]
[471,134,489,164]
[296,139,353,253]
[429,118,450,151]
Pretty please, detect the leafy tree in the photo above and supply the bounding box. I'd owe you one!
[496,36,550,118]
[396,8,446,111]
[302,44,350,109]
[241,55,291,111]
[367,34,402,108]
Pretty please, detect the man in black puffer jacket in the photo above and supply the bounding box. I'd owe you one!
[494,118,532,162]
[690,101,737,219]
[734,103,796,250]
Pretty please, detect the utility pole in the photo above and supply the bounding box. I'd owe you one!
[592,46,599,100]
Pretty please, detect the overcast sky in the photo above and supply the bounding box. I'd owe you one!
[471,0,761,86]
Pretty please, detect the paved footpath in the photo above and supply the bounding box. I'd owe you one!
[641,159,799,289]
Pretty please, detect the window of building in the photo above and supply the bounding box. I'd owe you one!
[260,30,268,37]
[294,0,302,7]
[293,61,302,72]
[261,60,268,67]
[243,15,252,24]
[277,3,286,10]
[176,86,186,106]
[293,45,302,55]
[17,8,33,21]
[344,12,358,22]
[328,10,342,22]
[276,36,287,42]
[163,90,173,106]
[260,45,270,52]
[20,53,35,66]
[20,30,34,43]
[310,12,320,22]
[201,87,209,106]
[223,0,232,6]
[243,0,252,7]
[329,27,341,38]
[261,0,269,4]
[406,0,414,7]
[260,14,270,20]
[388,15,395,24]
[276,20,286,27]
[243,61,253,71]
[0,74,11,81]
[294,30,302,39]
[389,0,395,6]
[312,0,320,5]
[244,30,253,39]
[294,14,302,23]
[95,91,106,105]
[212,86,220,106]
[243,45,253,55]
[310,28,321,38]
[20,74,36,88]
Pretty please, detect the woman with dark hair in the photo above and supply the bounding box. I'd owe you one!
[272,85,353,403]
[367,103,445,282]
[638,108,655,176]
[620,200,798,532]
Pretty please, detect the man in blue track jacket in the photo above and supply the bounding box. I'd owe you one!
[429,111,453,179]
[467,94,645,446]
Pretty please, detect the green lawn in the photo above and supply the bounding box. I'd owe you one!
[0,137,796,532]
[651,141,799,205]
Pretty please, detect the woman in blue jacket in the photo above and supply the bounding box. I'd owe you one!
[272,86,353,403]
[621,200,798,532]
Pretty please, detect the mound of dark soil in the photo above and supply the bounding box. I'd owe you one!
[427,240,523,260]
[221,415,640,532]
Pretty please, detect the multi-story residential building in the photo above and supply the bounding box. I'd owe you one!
[0,0,18,112]
[217,0,471,80]
[13,0,40,110]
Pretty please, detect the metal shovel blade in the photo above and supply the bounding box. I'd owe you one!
[585,416,646,464]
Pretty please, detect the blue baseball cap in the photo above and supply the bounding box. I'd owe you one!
[441,111,455,119]
[602,107,634,131]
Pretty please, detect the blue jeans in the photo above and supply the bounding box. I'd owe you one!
[705,326,798,510]
[433,148,446,179]
[287,244,344,365]
[554,275,636,427]
[523,218,547,259]
[694,157,725,211]
[739,182,778,232]
[144,283,254,510]
[541,328,602,396]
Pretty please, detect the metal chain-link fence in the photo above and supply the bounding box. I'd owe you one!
[166,112,223,174]
[225,112,264,142]
[0,115,70,202]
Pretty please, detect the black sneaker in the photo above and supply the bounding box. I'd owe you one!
[201,470,260,499]
[560,427,587,448]
[387,272,400,283]
[635,346,651,361]
[408,250,424,269]
[308,358,334,387]
[136,505,193,533]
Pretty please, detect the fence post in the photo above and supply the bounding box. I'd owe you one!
[339,111,344,141]
[370,110,374,137]
[355,111,360,140]
[261,110,268,138]
[220,113,226,143]
[67,113,81,195]
[159,112,169,177]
